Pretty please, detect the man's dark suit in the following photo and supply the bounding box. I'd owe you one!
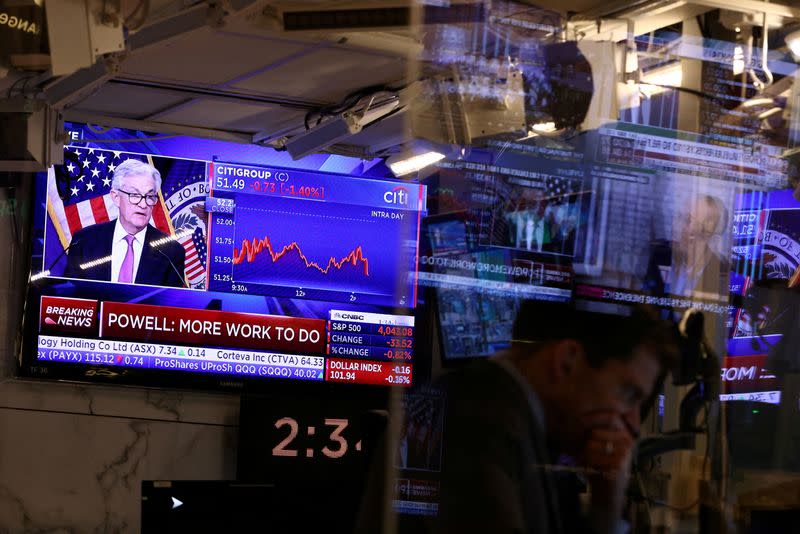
[354,359,592,534]
[64,220,186,288]
[435,359,595,534]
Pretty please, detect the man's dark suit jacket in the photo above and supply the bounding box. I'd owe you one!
[435,359,589,534]
[353,359,595,534]
[64,221,186,288]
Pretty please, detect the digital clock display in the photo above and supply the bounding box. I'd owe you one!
[237,394,385,484]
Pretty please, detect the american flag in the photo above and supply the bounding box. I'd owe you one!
[47,147,174,246]
[180,226,206,285]
[544,175,575,199]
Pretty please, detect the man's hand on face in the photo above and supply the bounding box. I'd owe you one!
[578,412,635,479]
[576,411,637,525]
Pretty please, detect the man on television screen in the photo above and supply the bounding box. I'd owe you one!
[64,159,186,288]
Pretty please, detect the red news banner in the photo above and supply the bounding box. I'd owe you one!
[41,296,326,354]
[721,354,777,395]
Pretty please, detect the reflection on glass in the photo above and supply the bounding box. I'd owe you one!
[396,1,800,533]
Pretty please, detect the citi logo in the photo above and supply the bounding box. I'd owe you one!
[384,186,409,206]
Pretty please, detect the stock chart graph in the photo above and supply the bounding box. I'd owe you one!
[233,235,370,277]
[208,174,422,307]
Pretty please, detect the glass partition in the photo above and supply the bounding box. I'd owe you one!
[369,2,800,533]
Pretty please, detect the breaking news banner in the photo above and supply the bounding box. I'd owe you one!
[39,296,98,336]
[40,296,326,354]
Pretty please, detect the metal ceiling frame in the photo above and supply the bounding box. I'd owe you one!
[572,0,800,22]
[36,0,800,154]
[569,0,800,42]
[59,109,255,143]
[41,0,320,144]
[41,0,416,147]
[684,0,800,20]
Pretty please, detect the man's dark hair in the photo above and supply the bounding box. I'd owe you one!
[512,300,679,371]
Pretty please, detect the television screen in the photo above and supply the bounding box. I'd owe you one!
[419,139,591,305]
[20,146,426,390]
[436,289,519,360]
[418,139,594,362]
[723,189,800,405]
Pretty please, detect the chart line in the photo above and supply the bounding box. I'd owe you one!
[233,235,370,276]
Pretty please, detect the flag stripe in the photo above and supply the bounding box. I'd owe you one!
[90,196,109,223]
[185,250,198,262]
[103,194,118,221]
[76,201,97,228]
[64,204,82,235]
[187,264,204,276]
[151,203,170,235]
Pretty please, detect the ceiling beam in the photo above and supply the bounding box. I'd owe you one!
[684,0,800,19]
[109,78,322,109]
[60,110,255,144]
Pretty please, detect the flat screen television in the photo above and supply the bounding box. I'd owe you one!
[723,189,800,405]
[19,144,426,391]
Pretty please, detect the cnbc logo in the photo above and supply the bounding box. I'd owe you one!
[40,296,98,334]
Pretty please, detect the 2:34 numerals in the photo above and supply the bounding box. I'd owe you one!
[272,417,361,459]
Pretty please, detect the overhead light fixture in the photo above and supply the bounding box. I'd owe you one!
[787,29,800,60]
[741,97,774,108]
[732,45,745,76]
[517,122,558,140]
[386,148,445,177]
[285,95,401,160]
[531,121,557,133]
[285,115,360,160]
[758,107,782,120]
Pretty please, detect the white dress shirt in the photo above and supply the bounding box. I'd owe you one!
[111,219,148,283]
